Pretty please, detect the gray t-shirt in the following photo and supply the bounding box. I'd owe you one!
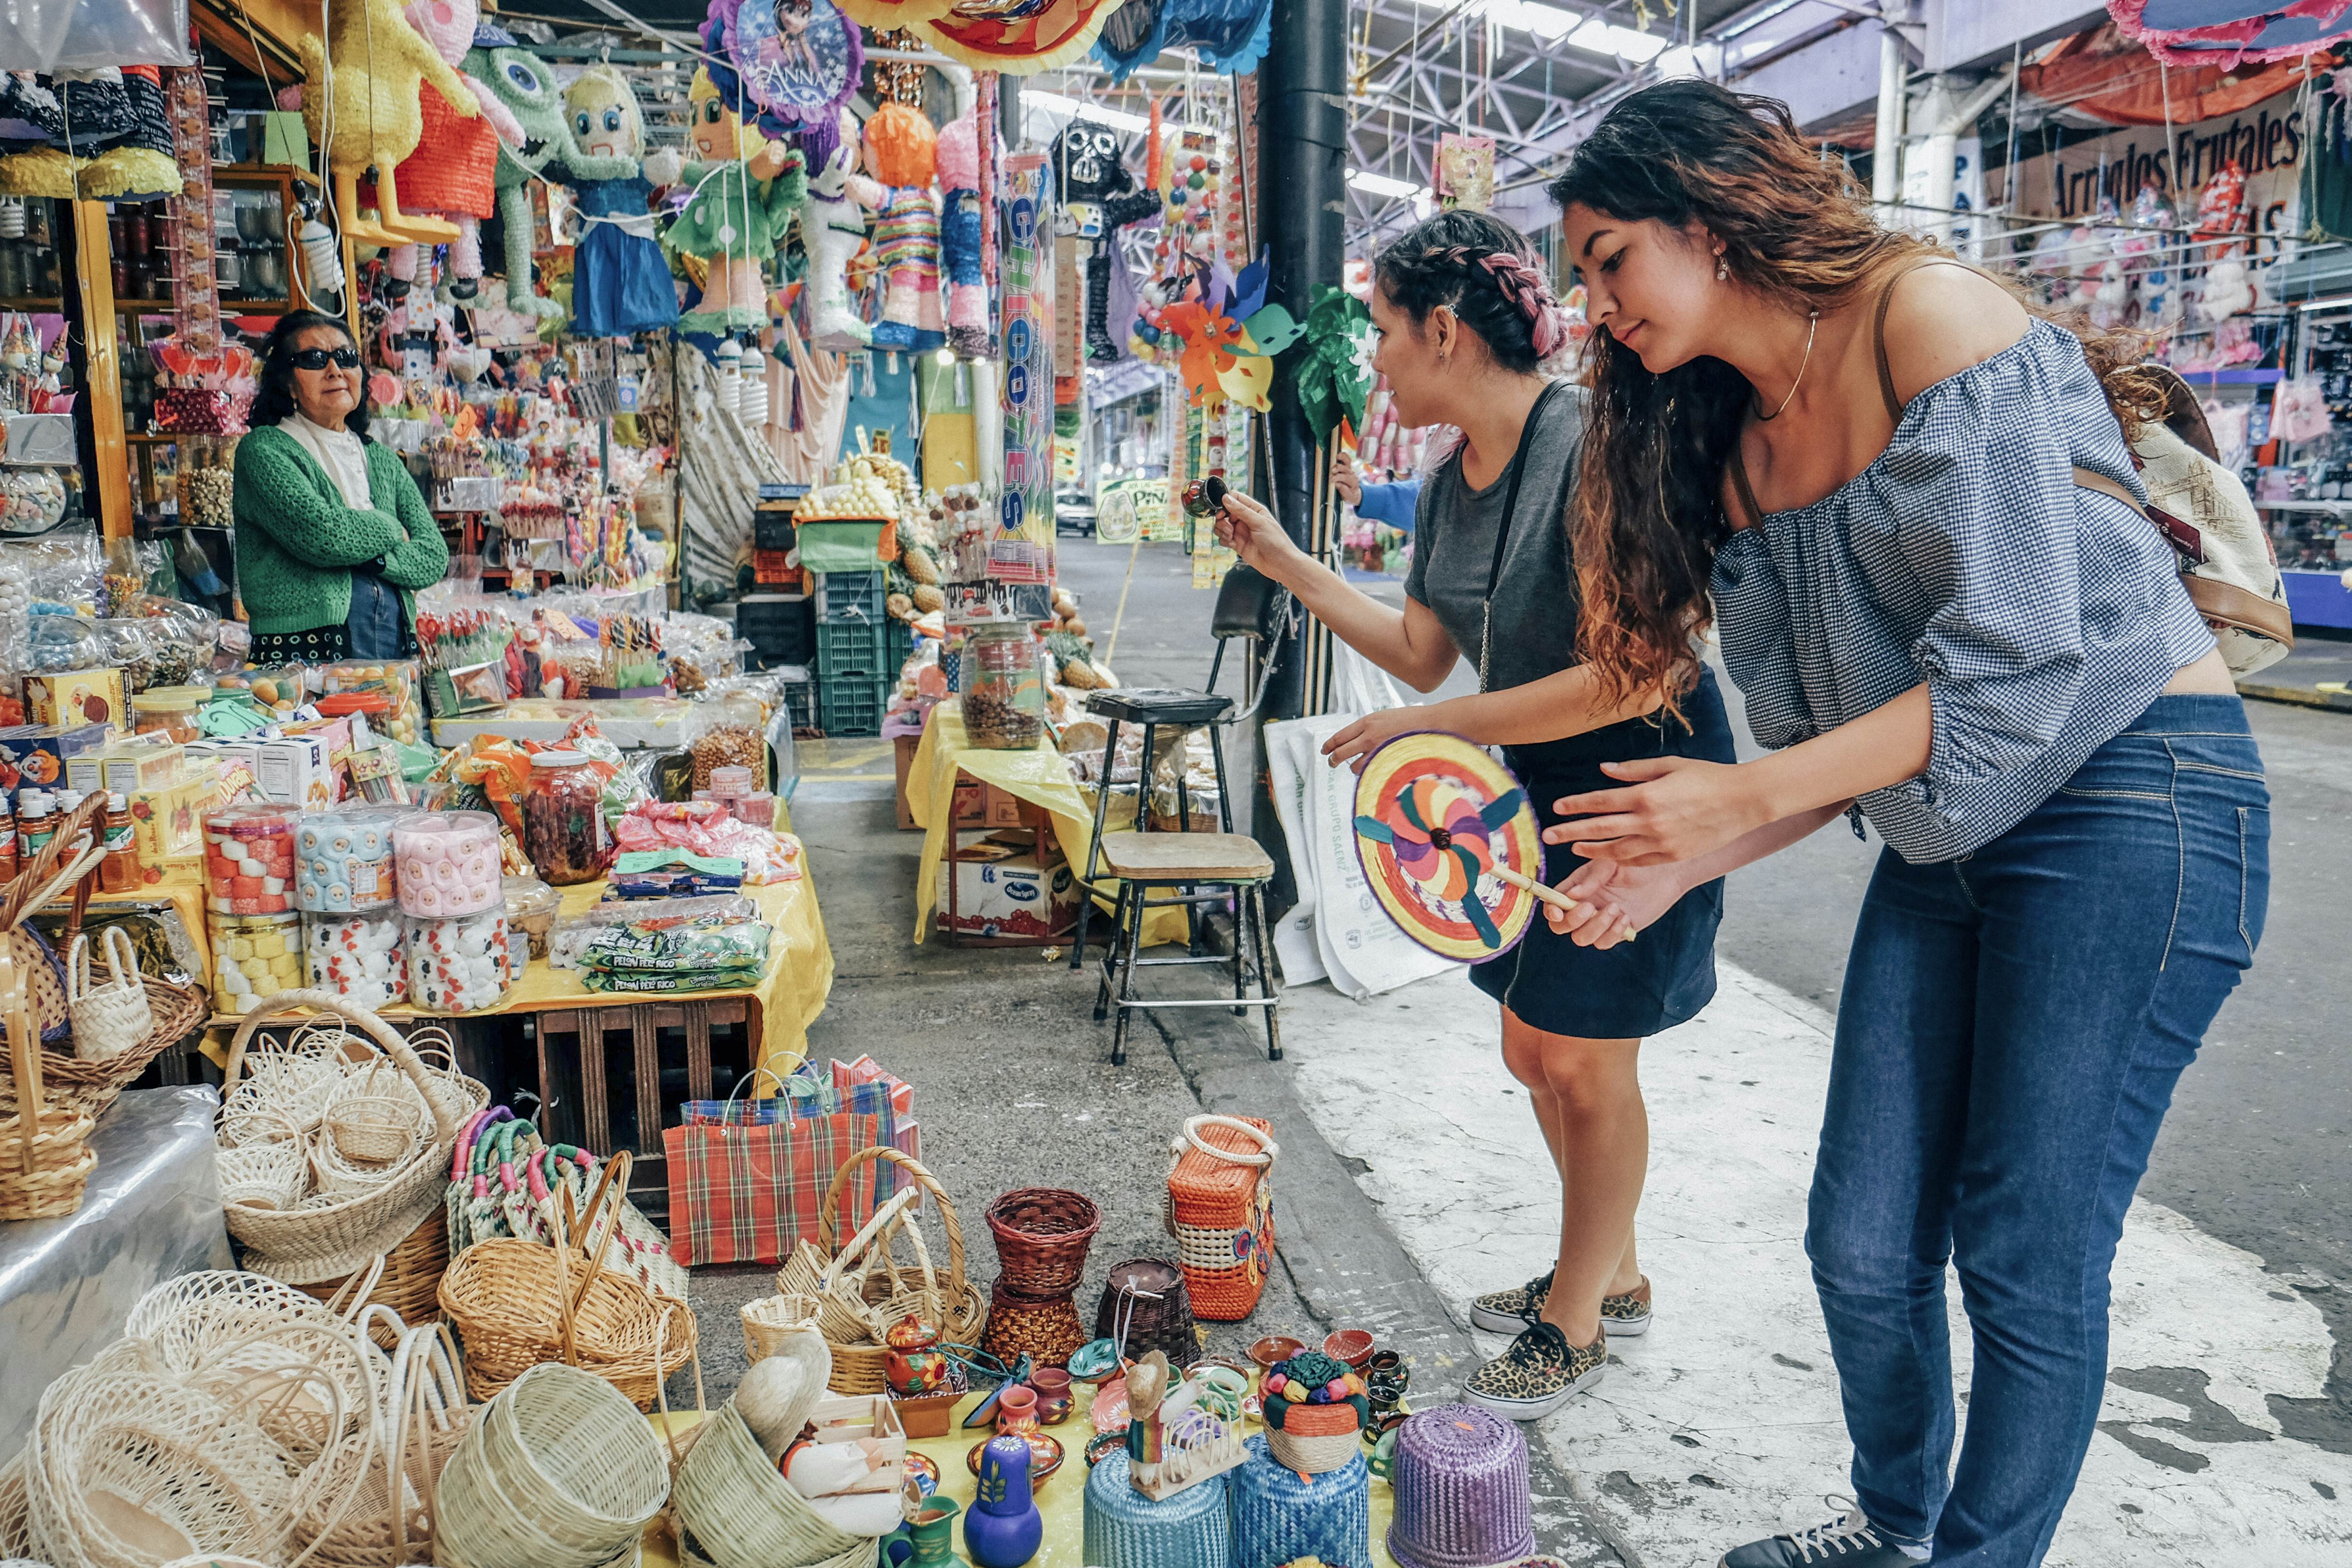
[1402,380,1586,693]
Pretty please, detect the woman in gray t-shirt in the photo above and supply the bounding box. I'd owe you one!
[1214,210,1734,1423]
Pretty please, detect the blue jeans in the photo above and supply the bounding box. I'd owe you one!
[1808,695,2268,1566]
[345,572,408,659]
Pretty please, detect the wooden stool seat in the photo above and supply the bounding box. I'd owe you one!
[1098,831,1274,883]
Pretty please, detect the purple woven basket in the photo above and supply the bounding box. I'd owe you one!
[1386,1403,1536,1568]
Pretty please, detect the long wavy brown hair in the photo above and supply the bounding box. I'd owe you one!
[1547,80,2160,715]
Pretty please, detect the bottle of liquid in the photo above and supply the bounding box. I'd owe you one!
[18,791,53,860]
[100,792,139,893]
[52,790,87,859]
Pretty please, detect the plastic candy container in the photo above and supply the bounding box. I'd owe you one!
[406,909,515,1012]
[210,912,306,1013]
[393,810,502,918]
[203,804,301,915]
[296,808,406,912]
[304,910,408,1010]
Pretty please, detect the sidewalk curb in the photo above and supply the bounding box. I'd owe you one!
[1138,983,1637,1568]
[2236,678,2352,713]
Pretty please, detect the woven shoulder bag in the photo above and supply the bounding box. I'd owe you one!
[1163,1114,1280,1321]
[68,927,153,1063]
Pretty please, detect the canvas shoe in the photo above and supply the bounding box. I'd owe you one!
[1719,1503,1927,1567]
[1461,1320,1606,1421]
[1471,1269,1655,1337]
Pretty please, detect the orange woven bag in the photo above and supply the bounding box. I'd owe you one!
[1162,1114,1278,1321]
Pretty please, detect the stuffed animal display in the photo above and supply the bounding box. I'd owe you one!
[0,66,177,201]
[462,23,573,320]
[302,0,481,247]
[663,69,805,335]
[555,65,680,338]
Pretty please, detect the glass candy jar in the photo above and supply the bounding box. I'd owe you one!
[521,751,614,885]
[963,622,1044,750]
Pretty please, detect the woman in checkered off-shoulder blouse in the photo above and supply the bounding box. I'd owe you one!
[1540,82,2270,1568]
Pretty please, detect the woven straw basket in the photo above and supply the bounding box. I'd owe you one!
[434,1362,673,1568]
[1267,1400,1365,1477]
[774,1146,983,1395]
[1163,1114,1279,1321]
[671,1401,870,1568]
[741,1291,825,1364]
[439,1150,697,1408]
[219,991,475,1273]
[983,1187,1102,1296]
[0,945,92,1221]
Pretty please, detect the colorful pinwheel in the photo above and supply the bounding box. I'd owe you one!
[1352,732,1547,961]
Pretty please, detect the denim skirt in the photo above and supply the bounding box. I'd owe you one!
[1471,669,1736,1039]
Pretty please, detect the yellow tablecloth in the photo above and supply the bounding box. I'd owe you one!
[908,703,1187,948]
[645,1387,1404,1568]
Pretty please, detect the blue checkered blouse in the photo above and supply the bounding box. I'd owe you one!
[1711,318,2214,865]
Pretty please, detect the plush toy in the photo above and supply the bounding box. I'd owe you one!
[365,0,521,300]
[462,24,572,319]
[860,102,942,353]
[555,65,680,338]
[302,0,480,247]
[804,106,875,351]
[935,105,987,359]
[664,68,804,335]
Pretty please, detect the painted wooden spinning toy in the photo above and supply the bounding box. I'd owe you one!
[1350,731,1573,962]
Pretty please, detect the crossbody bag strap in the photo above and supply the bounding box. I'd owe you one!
[1477,380,1564,692]
[1872,256,1981,422]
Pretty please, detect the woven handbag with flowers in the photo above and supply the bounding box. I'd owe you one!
[1162,1114,1279,1321]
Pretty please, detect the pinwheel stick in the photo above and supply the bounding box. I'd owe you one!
[1489,864,1575,913]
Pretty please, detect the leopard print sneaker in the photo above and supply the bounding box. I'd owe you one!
[1462,1320,1607,1421]
[1469,1268,1554,1334]
[1601,1276,1654,1338]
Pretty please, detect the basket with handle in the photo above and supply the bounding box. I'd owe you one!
[67,925,153,1062]
[1163,1114,1280,1321]
[0,793,205,1118]
[671,1398,872,1568]
[984,1187,1103,1296]
[436,1149,698,1408]
[740,1291,825,1364]
[0,940,93,1221]
[432,1360,675,1568]
[218,991,475,1276]
[773,1146,983,1395]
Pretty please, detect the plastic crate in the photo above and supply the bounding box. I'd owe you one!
[816,569,887,626]
[784,678,816,731]
[753,513,797,550]
[885,617,912,674]
[817,676,889,737]
[736,593,814,662]
[815,620,886,678]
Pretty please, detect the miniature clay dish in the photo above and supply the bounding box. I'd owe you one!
[966,1430,1064,1487]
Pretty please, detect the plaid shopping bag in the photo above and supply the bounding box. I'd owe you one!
[683,1064,919,1196]
[662,1109,891,1267]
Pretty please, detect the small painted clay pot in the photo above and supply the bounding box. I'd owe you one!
[1028,1366,1073,1426]
[885,1312,951,1397]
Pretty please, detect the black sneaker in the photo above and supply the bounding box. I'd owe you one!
[1461,1320,1606,1421]
[1469,1268,1554,1334]
[1720,1504,1924,1567]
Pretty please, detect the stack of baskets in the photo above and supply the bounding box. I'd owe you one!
[774,1146,985,1394]
[1163,1114,1279,1321]
[213,992,484,1329]
[434,1362,673,1568]
[980,1185,1101,1370]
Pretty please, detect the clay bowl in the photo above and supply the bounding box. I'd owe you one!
[1323,1329,1376,1371]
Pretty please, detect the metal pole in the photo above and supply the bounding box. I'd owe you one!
[1253,0,1346,868]
[1872,2,1908,223]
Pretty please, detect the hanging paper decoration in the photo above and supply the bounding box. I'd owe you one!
[2109,2,2352,65]
[1153,248,1300,414]
[1292,286,1374,443]
[1095,0,1275,83]
[998,149,1057,582]
[832,0,958,23]
[915,0,1133,75]
[705,0,863,133]
[1352,733,1548,962]
[1435,133,1495,213]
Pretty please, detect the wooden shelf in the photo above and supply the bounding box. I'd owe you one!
[0,296,64,311]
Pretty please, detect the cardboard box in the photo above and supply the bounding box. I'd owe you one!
[894,734,920,831]
[87,741,184,798]
[254,734,332,810]
[950,775,985,828]
[28,668,127,730]
[131,763,223,881]
[983,785,1037,830]
[933,844,1077,940]
[0,722,111,790]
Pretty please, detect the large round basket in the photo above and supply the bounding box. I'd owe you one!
[433,1362,672,1568]
[984,1187,1103,1296]
[276,1206,451,1341]
[1386,1403,1535,1568]
[438,1151,695,1408]
[216,991,478,1274]
[672,1401,869,1568]
[1082,1449,1231,1568]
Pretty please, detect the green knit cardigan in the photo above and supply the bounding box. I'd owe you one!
[231,424,449,636]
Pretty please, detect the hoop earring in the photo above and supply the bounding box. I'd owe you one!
[1716,255,1729,282]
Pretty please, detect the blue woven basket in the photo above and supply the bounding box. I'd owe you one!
[1228,1434,1370,1568]
[1084,1449,1233,1568]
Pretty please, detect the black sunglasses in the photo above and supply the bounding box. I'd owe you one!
[289,346,361,370]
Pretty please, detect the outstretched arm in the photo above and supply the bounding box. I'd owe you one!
[1212,490,1458,692]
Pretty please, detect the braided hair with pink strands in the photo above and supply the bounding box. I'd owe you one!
[1373,210,1572,373]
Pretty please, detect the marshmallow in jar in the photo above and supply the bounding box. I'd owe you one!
[204,804,301,915]
[210,912,306,1013]
[393,810,502,918]
[297,808,406,913]
[405,909,514,1012]
[304,909,408,1010]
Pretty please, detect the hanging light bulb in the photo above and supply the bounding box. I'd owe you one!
[935,346,955,367]
[0,199,24,240]
[741,343,770,426]
[299,218,345,296]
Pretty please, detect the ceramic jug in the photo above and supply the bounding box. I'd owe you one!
[963,1434,1042,1568]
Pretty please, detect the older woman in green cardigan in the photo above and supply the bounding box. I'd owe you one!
[233,311,447,662]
